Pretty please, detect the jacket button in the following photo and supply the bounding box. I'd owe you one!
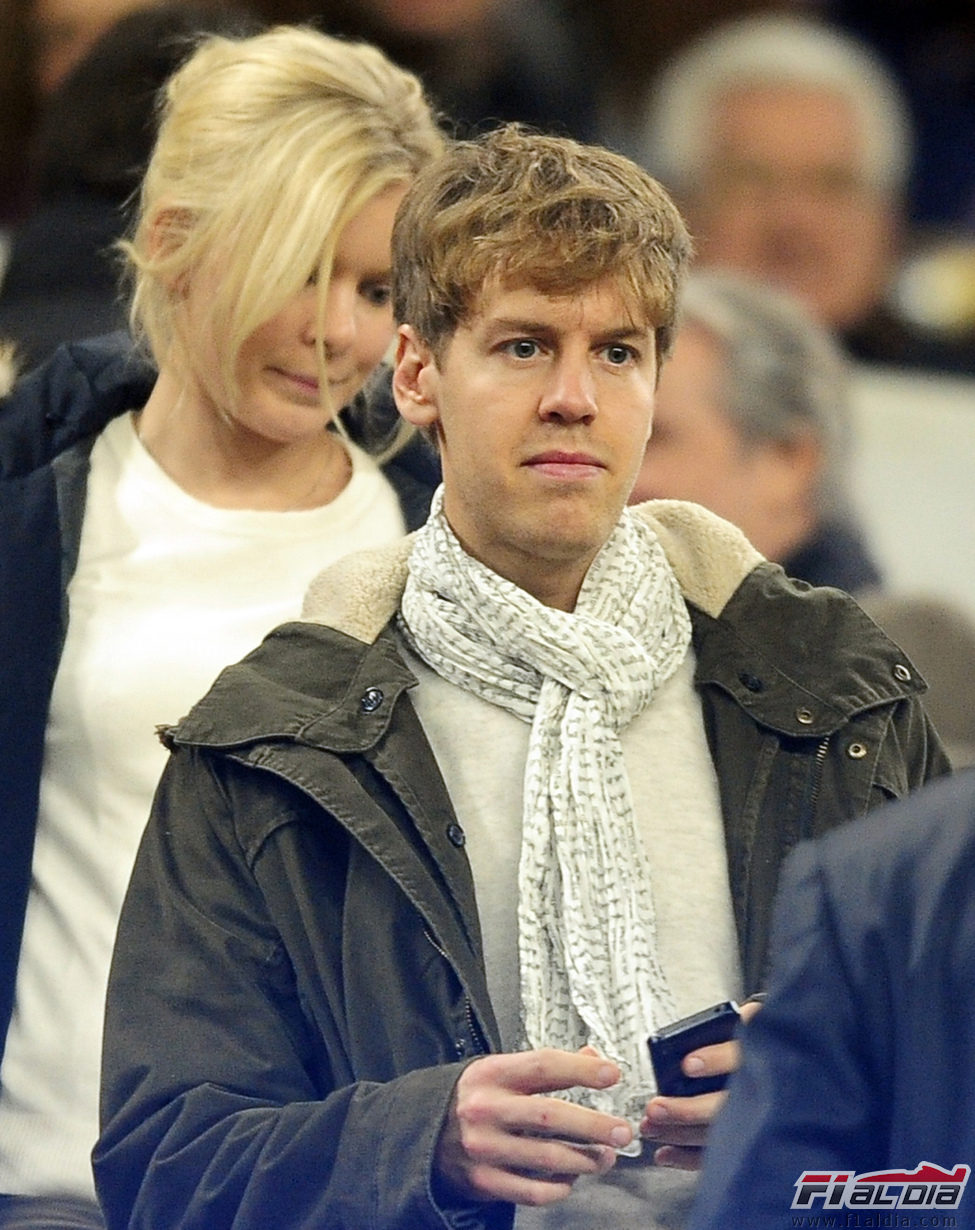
[454,1038,468,1057]
[447,822,466,848]
[847,741,869,759]
[893,663,912,683]
[738,671,764,693]
[360,687,384,713]
[154,723,176,751]
[795,707,814,725]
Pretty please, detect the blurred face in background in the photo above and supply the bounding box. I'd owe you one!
[355,0,496,38]
[685,83,898,331]
[32,0,162,93]
[630,320,820,561]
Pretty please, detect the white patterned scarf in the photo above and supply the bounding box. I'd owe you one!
[398,488,693,1130]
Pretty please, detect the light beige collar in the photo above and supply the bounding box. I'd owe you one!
[301,499,763,644]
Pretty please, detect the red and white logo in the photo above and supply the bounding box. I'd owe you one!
[792,1163,970,1212]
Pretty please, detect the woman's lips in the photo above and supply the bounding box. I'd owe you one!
[274,368,321,400]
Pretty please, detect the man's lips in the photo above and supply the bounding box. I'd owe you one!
[524,450,607,479]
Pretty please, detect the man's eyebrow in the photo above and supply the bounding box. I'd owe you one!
[482,316,556,335]
[481,317,651,339]
[592,326,653,343]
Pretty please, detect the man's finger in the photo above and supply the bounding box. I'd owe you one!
[640,1088,727,1139]
[652,1144,705,1172]
[479,1047,621,1096]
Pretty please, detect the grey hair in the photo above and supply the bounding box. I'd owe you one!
[674,269,853,520]
[642,13,913,198]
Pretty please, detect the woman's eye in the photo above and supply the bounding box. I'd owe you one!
[362,283,392,308]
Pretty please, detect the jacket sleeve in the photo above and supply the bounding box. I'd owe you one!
[94,747,509,1230]
[687,839,880,1229]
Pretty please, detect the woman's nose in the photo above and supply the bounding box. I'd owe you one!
[314,281,357,354]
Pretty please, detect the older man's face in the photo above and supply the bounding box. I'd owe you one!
[630,321,821,563]
[687,83,898,331]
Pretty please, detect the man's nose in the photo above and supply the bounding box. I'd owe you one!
[537,354,597,423]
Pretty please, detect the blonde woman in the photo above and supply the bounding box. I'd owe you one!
[0,25,442,1230]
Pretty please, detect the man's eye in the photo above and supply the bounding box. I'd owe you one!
[605,344,634,365]
[506,339,539,358]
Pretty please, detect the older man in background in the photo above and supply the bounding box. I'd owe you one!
[641,13,975,375]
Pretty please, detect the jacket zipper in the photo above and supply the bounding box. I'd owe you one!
[424,928,489,1056]
[803,735,830,833]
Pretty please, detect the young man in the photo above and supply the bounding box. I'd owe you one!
[94,126,948,1230]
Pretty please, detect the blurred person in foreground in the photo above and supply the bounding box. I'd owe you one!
[95,124,946,1230]
[690,768,975,1229]
[0,25,442,1229]
[641,12,975,375]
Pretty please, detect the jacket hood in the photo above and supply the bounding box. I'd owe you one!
[299,499,765,641]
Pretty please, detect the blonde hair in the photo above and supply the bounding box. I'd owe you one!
[392,124,692,361]
[122,24,443,422]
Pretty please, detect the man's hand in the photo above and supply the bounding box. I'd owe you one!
[640,998,763,1170]
[435,1048,633,1206]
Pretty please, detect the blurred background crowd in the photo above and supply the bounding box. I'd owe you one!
[6,0,975,363]
[1,0,974,759]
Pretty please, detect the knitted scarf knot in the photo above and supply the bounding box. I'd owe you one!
[398,488,692,1131]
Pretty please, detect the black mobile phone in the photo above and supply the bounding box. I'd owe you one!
[648,1001,741,1097]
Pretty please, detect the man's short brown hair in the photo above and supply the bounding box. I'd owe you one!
[392,123,693,360]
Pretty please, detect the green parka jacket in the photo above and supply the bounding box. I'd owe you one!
[94,501,949,1230]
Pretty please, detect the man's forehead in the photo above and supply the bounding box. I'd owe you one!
[467,275,656,334]
[711,81,863,160]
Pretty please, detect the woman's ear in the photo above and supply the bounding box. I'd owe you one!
[146,207,195,290]
[392,324,441,428]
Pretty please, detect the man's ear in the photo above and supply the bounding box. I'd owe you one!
[392,324,441,428]
[765,428,824,504]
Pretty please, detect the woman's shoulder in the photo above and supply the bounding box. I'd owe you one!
[0,332,155,478]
